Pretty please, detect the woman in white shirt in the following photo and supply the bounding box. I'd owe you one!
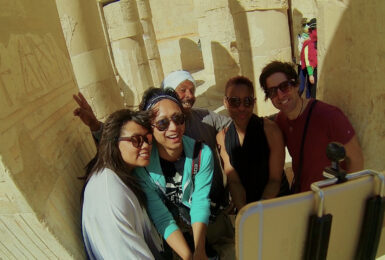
[81,109,163,260]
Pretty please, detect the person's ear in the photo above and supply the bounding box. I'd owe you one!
[223,97,228,109]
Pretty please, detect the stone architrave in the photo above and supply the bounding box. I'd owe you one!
[229,0,291,116]
[56,0,123,121]
[103,0,154,107]
[136,0,164,87]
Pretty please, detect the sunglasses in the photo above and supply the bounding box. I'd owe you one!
[265,79,296,99]
[153,113,185,131]
[226,96,255,108]
[118,133,153,148]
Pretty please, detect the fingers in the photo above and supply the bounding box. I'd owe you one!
[73,93,82,106]
[73,107,81,116]
[73,92,92,110]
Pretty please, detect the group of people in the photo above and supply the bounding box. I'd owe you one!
[74,61,364,260]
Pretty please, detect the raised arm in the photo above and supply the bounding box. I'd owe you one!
[216,130,246,211]
[262,118,285,199]
[73,92,102,131]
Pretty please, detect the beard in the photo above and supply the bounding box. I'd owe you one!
[181,98,195,110]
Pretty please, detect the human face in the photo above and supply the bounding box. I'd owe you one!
[266,72,300,116]
[224,84,255,126]
[175,80,195,111]
[118,121,152,168]
[152,99,185,152]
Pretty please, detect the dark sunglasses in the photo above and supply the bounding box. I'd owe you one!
[153,113,185,131]
[265,79,296,99]
[226,96,255,108]
[118,133,153,148]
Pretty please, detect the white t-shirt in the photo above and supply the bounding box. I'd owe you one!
[82,168,163,260]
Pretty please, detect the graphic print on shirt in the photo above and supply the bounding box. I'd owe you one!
[165,170,183,205]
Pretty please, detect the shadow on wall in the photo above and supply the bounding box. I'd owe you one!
[116,74,135,108]
[228,0,254,81]
[179,38,204,72]
[212,41,239,91]
[194,41,239,112]
[318,0,385,174]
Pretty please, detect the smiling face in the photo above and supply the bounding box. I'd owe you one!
[152,99,185,154]
[224,84,255,127]
[118,121,152,169]
[266,72,301,117]
[175,80,196,111]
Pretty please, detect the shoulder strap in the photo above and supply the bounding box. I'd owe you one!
[192,141,202,177]
[292,99,318,193]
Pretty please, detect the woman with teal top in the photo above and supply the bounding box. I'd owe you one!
[134,87,215,260]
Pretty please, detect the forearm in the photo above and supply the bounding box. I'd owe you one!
[343,135,364,173]
[228,181,247,211]
[261,179,281,199]
[89,120,102,132]
[166,230,192,260]
[192,222,207,259]
[344,155,364,173]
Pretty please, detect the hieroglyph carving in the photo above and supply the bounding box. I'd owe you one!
[0,33,74,119]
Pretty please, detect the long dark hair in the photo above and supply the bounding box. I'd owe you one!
[82,109,151,207]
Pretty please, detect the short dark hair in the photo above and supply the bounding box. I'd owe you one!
[259,61,298,100]
[139,87,183,112]
[225,76,254,96]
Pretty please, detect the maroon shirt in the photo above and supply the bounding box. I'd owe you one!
[276,99,355,191]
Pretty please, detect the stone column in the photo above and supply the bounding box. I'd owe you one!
[193,0,240,111]
[229,0,292,116]
[136,0,164,87]
[103,0,154,107]
[56,0,123,121]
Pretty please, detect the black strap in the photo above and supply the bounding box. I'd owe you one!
[292,100,318,193]
[191,141,202,190]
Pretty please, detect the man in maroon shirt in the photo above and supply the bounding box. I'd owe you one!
[259,61,364,192]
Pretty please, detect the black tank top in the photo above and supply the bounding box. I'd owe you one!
[225,115,269,202]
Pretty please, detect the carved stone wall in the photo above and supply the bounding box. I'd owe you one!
[0,0,95,258]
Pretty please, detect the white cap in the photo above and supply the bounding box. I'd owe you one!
[162,70,196,90]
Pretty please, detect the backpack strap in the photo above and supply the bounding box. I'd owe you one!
[191,141,202,191]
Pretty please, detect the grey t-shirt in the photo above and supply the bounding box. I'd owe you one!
[184,108,231,206]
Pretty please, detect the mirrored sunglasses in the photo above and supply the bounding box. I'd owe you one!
[226,96,255,108]
[118,133,153,148]
[153,113,185,131]
[265,79,296,99]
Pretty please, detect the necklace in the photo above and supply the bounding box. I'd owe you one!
[295,98,304,120]
[288,98,304,132]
